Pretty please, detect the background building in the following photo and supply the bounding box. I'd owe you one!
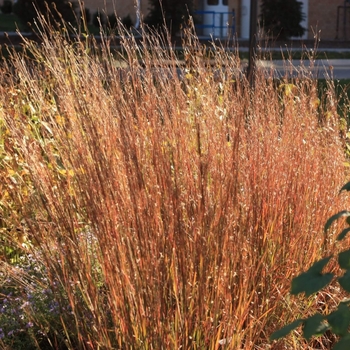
[82,0,145,27]
[83,0,350,40]
[1,0,349,40]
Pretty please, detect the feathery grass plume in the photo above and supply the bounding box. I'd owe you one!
[0,13,348,350]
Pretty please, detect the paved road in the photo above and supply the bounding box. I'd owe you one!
[257,59,350,80]
[2,31,350,79]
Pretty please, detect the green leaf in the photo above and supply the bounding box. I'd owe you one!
[291,272,334,297]
[337,227,350,241]
[325,211,350,232]
[340,182,350,193]
[270,319,303,341]
[291,257,333,296]
[327,303,350,336]
[339,249,350,270]
[303,313,327,340]
[339,271,350,292]
[333,334,350,350]
[308,256,332,274]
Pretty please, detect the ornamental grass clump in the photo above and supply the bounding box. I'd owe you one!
[0,15,349,349]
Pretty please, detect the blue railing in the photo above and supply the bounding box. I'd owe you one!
[194,10,236,38]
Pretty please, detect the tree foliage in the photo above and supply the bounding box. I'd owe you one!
[144,0,194,37]
[13,0,77,31]
[260,0,305,39]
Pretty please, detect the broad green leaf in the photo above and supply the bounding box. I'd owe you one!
[333,335,350,350]
[291,271,333,296]
[327,303,350,336]
[324,211,350,232]
[340,182,350,193]
[303,313,327,340]
[291,257,333,296]
[308,256,332,274]
[339,249,350,270]
[337,227,350,241]
[270,319,303,341]
[338,271,350,292]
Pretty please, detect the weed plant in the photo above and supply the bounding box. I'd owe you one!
[0,16,349,349]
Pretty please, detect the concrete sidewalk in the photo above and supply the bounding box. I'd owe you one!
[2,31,350,79]
[1,31,350,51]
[257,59,350,79]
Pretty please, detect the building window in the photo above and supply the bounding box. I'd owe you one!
[208,0,219,5]
[223,0,228,4]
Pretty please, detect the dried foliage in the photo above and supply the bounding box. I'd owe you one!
[0,18,348,349]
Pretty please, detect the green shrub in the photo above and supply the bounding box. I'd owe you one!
[121,14,133,29]
[260,0,305,39]
[92,10,107,29]
[1,0,12,15]
[13,0,77,32]
[145,0,194,37]
[79,7,91,25]
[0,255,72,349]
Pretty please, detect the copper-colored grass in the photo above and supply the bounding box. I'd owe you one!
[0,19,348,349]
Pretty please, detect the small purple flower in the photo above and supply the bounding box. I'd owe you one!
[43,288,52,296]
[26,322,34,328]
[49,300,59,313]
